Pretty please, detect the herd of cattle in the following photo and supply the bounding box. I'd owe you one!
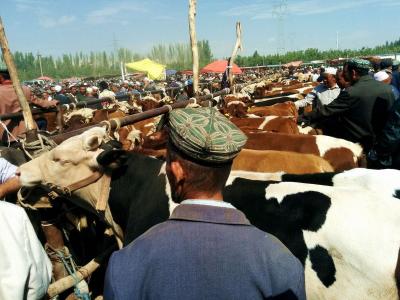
[4,78,400,299]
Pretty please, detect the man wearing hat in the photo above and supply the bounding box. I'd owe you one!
[295,67,340,110]
[53,84,70,105]
[104,107,305,300]
[392,60,400,91]
[374,71,400,100]
[300,59,395,150]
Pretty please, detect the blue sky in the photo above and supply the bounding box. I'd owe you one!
[2,0,400,58]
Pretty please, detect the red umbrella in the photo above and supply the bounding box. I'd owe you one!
[201,60,242,74]
[37,76,54,81]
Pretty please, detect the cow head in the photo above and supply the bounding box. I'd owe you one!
[222,94,252,118]
[18,127,111,188]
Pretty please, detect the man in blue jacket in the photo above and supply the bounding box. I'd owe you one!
[104,107,305,300]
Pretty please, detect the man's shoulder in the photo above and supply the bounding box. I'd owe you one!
[114,221,175,253]
[0,202,26,223]
[314,84,327,92]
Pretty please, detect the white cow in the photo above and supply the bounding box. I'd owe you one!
[262,182,400,299]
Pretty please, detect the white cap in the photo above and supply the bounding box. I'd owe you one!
[92,86,98,91]
[374,71,389,82]
[86,87,93,93]
[54,85,62,92]
[324,67,337,75]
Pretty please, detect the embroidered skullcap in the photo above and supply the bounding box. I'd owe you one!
[323,67,337,75]
[168,107,247,164]
[374,71,389,82]
[347,58,371,70]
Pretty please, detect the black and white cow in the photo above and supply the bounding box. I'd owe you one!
[18,127,400,299]
[229,168,400,199]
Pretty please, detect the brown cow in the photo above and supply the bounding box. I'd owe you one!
[231,116,299,134]
[137,96,164,111]
[117,117,159,150]
[248,101,298,119]
[244,131,363,172]
[232,149,334,174]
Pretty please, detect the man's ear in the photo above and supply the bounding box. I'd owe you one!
[170,160,185,184]
[352,69,357,79]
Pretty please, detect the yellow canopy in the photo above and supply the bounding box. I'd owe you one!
[125,58,166,80]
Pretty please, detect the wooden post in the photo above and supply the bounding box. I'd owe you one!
[47,245,116,298]
[188,0,199,95]
[0,17,38,141]
[228,22,242,93]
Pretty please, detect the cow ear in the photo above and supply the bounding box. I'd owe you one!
[83,135,102,151]
[97,149,128,168]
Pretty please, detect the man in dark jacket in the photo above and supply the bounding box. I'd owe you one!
[368,97,400,168]
[104,107,306,300]
[300,59,395,150]
[392,60,400,90]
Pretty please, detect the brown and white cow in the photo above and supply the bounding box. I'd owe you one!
[231,116,299,134]
[245,131,364,172]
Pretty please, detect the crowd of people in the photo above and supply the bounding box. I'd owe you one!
[0,57,400,299]
[295,59,400,168]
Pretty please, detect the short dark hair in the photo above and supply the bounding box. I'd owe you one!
[166,140,232,197]
[99,81,108,90]
[344,61,369,76]
[0,69,10,80]
[380,58,393,70]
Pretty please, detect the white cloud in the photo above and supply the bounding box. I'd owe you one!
[39,15,76,28]
[221,0,400,20]
[14,0,75,28]
[15,0,48,11]
[86,2,147,24]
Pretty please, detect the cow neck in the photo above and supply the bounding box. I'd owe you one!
[66,171,104,192]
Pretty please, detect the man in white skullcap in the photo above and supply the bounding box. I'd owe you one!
[374,71,400,99]
[53,84,70,105]
[295,67,340,110]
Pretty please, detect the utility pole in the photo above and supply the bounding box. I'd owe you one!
[112,33,119,68]
[37,52,43,77]
[272,0,287,55]
[336,31,339,50]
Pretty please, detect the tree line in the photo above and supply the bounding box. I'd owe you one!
[236,38,400,67]
[0,40,213,81]
[1,38,399,81]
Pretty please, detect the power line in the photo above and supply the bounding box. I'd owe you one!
[272,0,287,55]
[112,33,119,54]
